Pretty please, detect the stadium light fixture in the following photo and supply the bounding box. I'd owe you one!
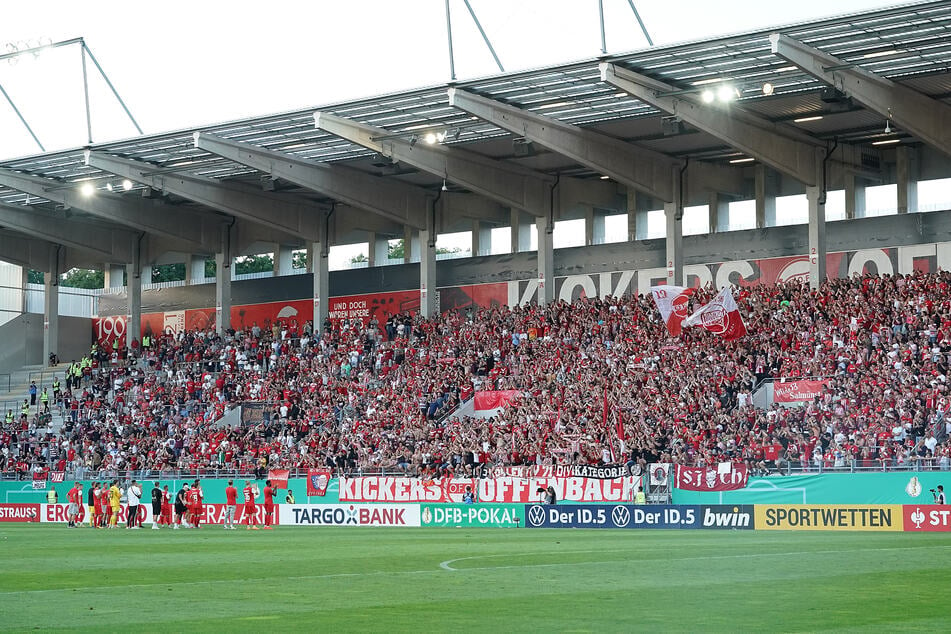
[600,175,610,180]
[701,90,715,104]
[79,182,95,197]
[717,85,737,102]
[122,179,133,191]
[793,115,823,123]
[106,183,113,192]
[762,82,774,96]
[872,138,901,145]
[424,132,438,145]
[729,157,755,164]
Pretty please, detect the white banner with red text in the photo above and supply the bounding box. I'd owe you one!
[338,476,640,503]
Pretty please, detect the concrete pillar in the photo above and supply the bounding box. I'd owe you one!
[584,207,606,246]
[896,145,919,214]
[103,263,125,289]
[141,265,152,286]
[127,240,142,349]
[536,214,554,306]
[273,244,294,277]
[709,193,730,233]
[806,185,827,289]
[402,226,420,264]
[755,164,777,228]
[367,233,390,267]
[215,227,232,334]
[844,173,866,220]
[511,208,531,253]
[43,247,60,364]
[20,265,29,313]
[420,215,437,318]
[312,238,329,329]
[471,220,492,257]
[664,167,684,286]
[626,187,638,242]
[186,255,206,285]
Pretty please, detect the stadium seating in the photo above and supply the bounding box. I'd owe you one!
[2,271,950,479]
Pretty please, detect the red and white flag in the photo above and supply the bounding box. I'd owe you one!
[649,285,695,337]
[683,286,747,341]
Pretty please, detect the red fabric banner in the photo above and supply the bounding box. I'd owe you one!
[307,469,332,497]
[650,285,695,337]
[473,390,521,411]
[773,379,829,403]
[267,469,289,489]
[683,287,747,341]
[339,476,639,503]
[674,464,749,491]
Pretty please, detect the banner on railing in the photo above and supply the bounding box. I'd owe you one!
[339,477,639,504]
[307,469,332,497]
[773,379,829,403]
[493,464,640,480]
[675,464,748,491]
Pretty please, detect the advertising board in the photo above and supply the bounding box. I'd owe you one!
[754,505,902,531]
[420,504,523,527]
[279,504,421,527]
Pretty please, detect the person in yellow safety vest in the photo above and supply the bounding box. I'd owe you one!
[21,399,29,416]
[142,334,150,349]
[47,489,57,504]
[40,388,49,413]
[634,489,646,505]
[4,410,12,424]
[52,378,60,401]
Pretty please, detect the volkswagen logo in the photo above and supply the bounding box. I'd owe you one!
[528,505,546,527]
[611,505,630,527]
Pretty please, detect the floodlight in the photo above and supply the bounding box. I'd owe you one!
[762,82,774,96]
[717,85,735,102]
[122,179,133,191]
[424,132,437,145]
[701,90,715,104]
[80,183,95,197]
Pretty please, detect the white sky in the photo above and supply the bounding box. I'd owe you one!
[0,0,913,268]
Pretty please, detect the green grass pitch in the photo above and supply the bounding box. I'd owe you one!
[1,525,949,632]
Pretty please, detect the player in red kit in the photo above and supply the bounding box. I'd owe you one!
[262,480,275,529]
[224,480,238,530]
[243,480,259,530]
[191,479,204,528]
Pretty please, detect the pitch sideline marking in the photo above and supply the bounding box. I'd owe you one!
[438,544,951,571]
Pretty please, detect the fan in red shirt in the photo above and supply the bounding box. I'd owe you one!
[262,480,275,530]
[243,481,259,530]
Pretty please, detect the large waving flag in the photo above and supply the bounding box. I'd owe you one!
[683,286,747,341]
[650,285,695,337]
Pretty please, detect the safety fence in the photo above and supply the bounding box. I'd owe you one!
[1,502,949,532]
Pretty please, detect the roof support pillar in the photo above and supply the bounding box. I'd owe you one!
[420,205,437,319]
[127,238,142,350]
[43,247,60,366]
[537,213,554,306]
[511,209,531,253]
[896,145,919,214]
[844,173,866,220]
[664,167,684,286]
[215,226,232,334]
[806,147,828,289]
[755,165,777,229]
[103,263,124,289]
[471,220,492,257]
[274,244,294,277]
[312,236,329,331]
[187,255,206,285]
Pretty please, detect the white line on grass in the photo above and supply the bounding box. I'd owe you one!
[438,544,951,571]
[3,544,949,594]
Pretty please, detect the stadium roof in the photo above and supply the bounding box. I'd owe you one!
[1,0,950,208]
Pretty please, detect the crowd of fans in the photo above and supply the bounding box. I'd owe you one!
[2,270,950,480]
